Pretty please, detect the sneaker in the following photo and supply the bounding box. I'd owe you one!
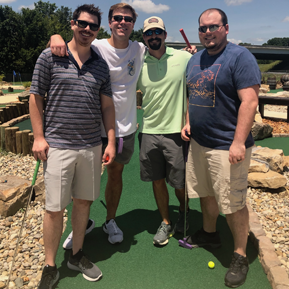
[224,252,249,288]
[67,249,102,282]
[37,265,59,289]
[185,228,221,248]
[63,219,95,250]
[174,208,190,234]
[153,221,174,246]
[103,219,123,244]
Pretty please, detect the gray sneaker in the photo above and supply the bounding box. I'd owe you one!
[67,249,102,282]
[37,265,59,289]
[174,208,190,234]
[153,221,174,246]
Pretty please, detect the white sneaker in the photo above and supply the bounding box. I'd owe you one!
[63,219,95,249]
[103,219,123,244]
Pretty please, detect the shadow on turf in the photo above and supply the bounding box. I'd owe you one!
[56,205,259,283]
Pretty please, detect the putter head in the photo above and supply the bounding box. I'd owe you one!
[178,238,192,249]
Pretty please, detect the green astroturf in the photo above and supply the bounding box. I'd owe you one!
[1,89,24,94]
[53,110,271,289]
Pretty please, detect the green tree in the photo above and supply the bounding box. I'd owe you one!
[97,27,110,39]
[238,42,251,46]
[263,37,289,46]
[130,28,144,44]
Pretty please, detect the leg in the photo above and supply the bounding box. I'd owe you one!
[200,196,219,233]
[175,188,186,212]
[226,205,249,256]
[43,209,65,266]
[105,161,124,220]
[71,198,93,255]
[152,178,170,224]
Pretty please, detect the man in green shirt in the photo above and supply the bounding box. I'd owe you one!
[137,16,193,246]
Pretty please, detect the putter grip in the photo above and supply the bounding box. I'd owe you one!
[31,159,41,186]
[179,28,192,49]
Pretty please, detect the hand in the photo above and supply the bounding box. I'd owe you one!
[229,141,245,165]
[181,124,191,141]
[102,143,116,166]
[50,35,68,57]
[32,138,49,161]
[184,45,197,55]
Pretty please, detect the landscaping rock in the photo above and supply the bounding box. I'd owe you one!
[252,147,284,173]
[248,170,287,189]
[249,159,269,173]
[251,122,273,140]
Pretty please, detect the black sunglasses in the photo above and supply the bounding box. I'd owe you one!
[144,28,164,36]
[112,15,134,23]
[198,25,223,33]
[74,19,100,31]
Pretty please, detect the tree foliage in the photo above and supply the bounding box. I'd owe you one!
[0,1,145,75]
[262,37,289,47]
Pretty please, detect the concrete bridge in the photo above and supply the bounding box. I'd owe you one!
[166,42,289,60]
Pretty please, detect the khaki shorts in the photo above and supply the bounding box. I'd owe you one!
[186,138,252,214]
[44,146,102,212]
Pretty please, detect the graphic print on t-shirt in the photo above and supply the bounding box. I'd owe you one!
[187,64,221,107]
[128,58,135,76]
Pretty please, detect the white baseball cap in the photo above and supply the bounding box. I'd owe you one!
[143,16,165,33]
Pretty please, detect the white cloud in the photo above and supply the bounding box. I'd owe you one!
[166,36,174,42]
[225,0,252,6]
[282,16,289,22]
[0,0,16,3]
[18,4,35,10]
[228,38,242,44]
[123,0,170,13]
[252,38,264,42]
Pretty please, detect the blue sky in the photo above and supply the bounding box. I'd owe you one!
[3,0,289,45]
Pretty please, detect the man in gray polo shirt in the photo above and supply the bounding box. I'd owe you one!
[30,4,115,288]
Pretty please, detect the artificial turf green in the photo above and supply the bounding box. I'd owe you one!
[54,110,271,289]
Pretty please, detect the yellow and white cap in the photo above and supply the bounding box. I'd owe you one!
[143,16,165,33]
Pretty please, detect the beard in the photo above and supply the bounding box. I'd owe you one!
[148,38,162,50]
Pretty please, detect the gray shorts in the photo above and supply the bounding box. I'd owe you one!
[43,146,102,212]
[102,132,135,165]
[138,133,185,189]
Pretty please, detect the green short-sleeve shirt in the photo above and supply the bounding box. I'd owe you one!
[137,46,192,134]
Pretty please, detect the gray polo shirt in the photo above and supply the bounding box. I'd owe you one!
[30,46,112,149]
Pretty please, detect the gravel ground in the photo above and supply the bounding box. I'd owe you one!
[0,123,288,288]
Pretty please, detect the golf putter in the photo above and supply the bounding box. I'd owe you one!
[179,131,192,249]
[6,159,41,286]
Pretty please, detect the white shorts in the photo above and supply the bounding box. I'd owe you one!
[186,138,252,214]
[44,146,102,211]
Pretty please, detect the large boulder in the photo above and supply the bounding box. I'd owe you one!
[248,170,287,189]
[0,175,44,217]
[252,147,284,173]
[251,122,273,140]
[249,159,269,173]
[18,90,30,97]
[254,110,263,123]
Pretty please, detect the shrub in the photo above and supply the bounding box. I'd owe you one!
[0,74,5,84]
[23,81,31,88]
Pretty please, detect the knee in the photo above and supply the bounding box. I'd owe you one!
[45,210,64,220]
[73,199,92,209]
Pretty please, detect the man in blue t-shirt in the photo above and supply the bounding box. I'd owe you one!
[181,8,261,288]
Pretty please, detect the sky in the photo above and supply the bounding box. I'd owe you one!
[2,0,289,45]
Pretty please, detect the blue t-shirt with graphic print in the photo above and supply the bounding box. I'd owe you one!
[186,42,261,150]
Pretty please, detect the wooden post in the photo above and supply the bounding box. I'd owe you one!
[29,132,34,156]
[10,127,19,153]
[22,100,29,114]
[1,124,9,151]
[2,107,8,122]
[16,131,22,154]
[16,103,23,116]
[5,127,13,152]
[11,104,19,118]
[6,105,16,119]
[4,107,12,122]
[0,109,4,124]
[22,130,31,156]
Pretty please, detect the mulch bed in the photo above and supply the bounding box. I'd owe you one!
[263,118,289,134]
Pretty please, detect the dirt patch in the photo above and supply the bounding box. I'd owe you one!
[263,118,289,134]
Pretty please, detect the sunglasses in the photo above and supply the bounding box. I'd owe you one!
[112,15,134,23]
[198,25,223,33]
[74,19,99,31]
[144,28,164,36]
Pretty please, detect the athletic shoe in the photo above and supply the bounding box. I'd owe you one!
[63,219,95,250]
[153,221,174,246]
[174,208,190,234]
[224,252,249,288]
[103,219,123,244]
[37,265,59,289]
[67,249,102,282]
[185,228,221,248]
